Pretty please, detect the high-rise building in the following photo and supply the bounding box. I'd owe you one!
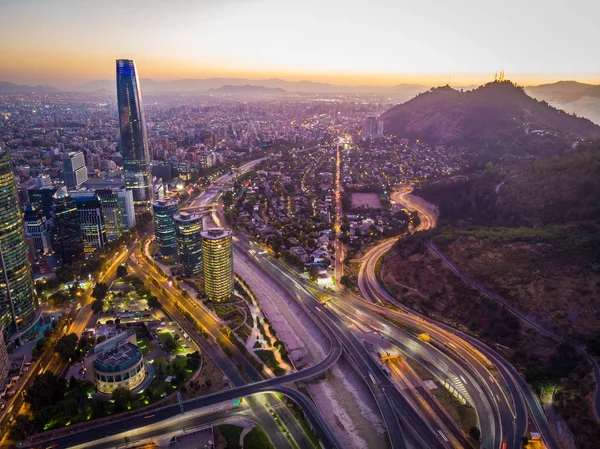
[363,116,378,138]
[377,120,384,137]
[116,59,153,214]
[117,188,136,230]
[0,148,38,340]
[23,205,52,256]
[63,151,88,190]
[153,200,178,257]
[28,186,58,219]
[52,189,84,265]
[174,212,203,277]
[96,189,123,242]
[73,195,106,255]
[201,228,233,302]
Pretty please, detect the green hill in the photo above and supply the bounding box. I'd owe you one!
[380,81,600,149]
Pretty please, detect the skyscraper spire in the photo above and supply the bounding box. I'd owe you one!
[116,59,153,214]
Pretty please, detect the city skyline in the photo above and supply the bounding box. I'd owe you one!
[1,0,599,88]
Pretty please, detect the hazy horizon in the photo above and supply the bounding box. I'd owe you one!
[1,0,599,89]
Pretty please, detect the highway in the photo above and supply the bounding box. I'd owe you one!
[19,163,558,449]
[428,238,600,422]
[23,158,344,449]
[238,184,525,448]
[356,186,563,449]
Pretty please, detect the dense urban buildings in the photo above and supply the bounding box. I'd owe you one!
[153,200,178,256]
[0,149,38,341]
[201,228,234,302]
[174,211,203,277]
[116,59,153,213]
[63,151,88,190]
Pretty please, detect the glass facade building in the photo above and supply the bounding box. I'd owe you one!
[52,189,84,265]
[73,195,106,255]
[0,148,38,340]
[153,200,178,256]
[174,212,203,277]
[116,59,153,214]
[201,228,233,302]
[28,186,58,219]
[96,189,123,242]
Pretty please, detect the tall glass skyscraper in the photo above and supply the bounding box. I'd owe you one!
[201,228,233,302]
[52,189,84,266]
[116,59,153,214]
[174,212,203,277]
[153,200,178,256]
[0,148,38,340]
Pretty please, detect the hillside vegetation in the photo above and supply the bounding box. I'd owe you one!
[381,142,600,448]
[380,81,600,152]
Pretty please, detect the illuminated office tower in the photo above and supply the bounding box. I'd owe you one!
[73,195,106,255]
[23,205,52,256]
[201,228,233,302]
[174,212,203,277]
[63,151,88,190]
[96,189,123,242]
[52,189,84,265]
[0,148,38,340]
[116,59,153,214]
[117,188,136,230]
[153,200,178,257]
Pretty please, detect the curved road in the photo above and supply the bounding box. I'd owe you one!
[359,186,563,449]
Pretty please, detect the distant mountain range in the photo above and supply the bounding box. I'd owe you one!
[2,78,599,125]
[72,78,430,95]
[380,81,600,147]
[0,82,59,93]
[525,81,600,102]
[207,84,289,95]
[525,81,600,126]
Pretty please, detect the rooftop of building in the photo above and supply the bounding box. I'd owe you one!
[93,341,142,373]
[201,227,232,240]
[174,211,202,222]
[88,329,135,357]
[82,178,125,189]
[153,199,178,208]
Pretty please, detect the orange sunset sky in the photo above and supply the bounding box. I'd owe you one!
[1,0,598,88]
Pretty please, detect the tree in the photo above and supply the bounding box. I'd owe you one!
[171,361,186,385]
[26,372,66,413]
[308,265,319,282]
[116,265,128,278]
[55,333,79,362]
[468,427,481,441]
[55,265,75,283]
[162,333,178,353]
[112,386,135,412]
[187,351,201,370]
[8,414,32,440]
[92,282,109,300]
[147,295,160,309]
[91,298,104,314]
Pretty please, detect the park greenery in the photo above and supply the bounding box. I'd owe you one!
[9,350,201,440]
